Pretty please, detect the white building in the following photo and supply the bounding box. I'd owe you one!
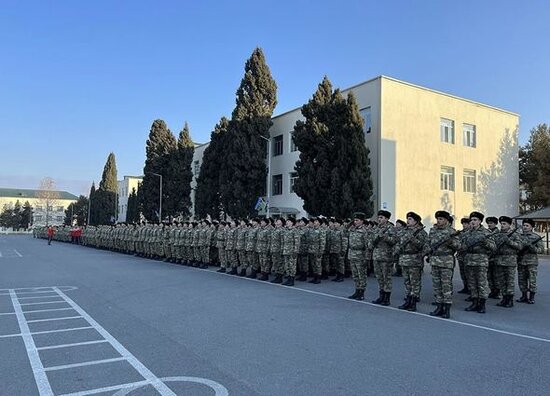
[117,176,143,222]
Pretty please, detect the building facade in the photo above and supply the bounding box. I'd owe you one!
[117,176,143,222]
[191,76,520,223]
[0,188,78,227]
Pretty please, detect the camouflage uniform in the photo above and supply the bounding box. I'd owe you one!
[235,224,247,273]
[487,226,500,296]
[493,229,522,299]
[282,225,300,277]
[347,224,367,290]
[461,226,496,300]
[270,225,284,276]
[245,224,259,272]
[225,224,238,271]
[307,225,325,278]
[329,224,345,276]
[296,224,309,277]
[216,225,227,269]
[371,223,397,293]
[397,224,428,299]
[427,224,460,304]
[518,232,544,294]
[456,230,468,290]
[256,223,272,276]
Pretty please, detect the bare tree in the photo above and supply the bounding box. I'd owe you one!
[36,177,61,226]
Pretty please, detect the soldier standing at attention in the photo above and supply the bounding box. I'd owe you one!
[282,217,300,286]
[371,210,397,306]
[269,218,285,283]
[461,211,496,314]
[485,216,500,299]
[256,218,272,281]
[307,217,325,284]
[426,211,460,318]
[320,218,331,279]
[393,220,406,277]
[235,220,248,276]
[347,212,367,300]
[245,219,260,279]
[365,221,375,277]
[216,222,227,273]
[517,218,544,304]
[226,221,239,275]
[296,218,309,281]
[493,216,523,308]
[330,218,345,282]
[397,212,428,312]
[456,217,471,294]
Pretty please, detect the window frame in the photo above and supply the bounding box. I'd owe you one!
[440,166,455,191]
[440,118,455,144]
[273,135,283,156]
[463,169,477,193]
[463,123,477,148]
[272,174,283,195]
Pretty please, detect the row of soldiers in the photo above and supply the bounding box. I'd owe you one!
[36,209,544,319]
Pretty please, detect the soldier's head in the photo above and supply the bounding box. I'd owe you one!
[275,218,283,227]
[460,217,471,230]
[377,210,391,225]
[486,217,498,230]
[286,218,295,227]
[469,211,484,228]
[522,218,535,232]
[396,219,406,228]
[353,212,365,226]
[499,216,513,231]
[406,212,422,227]
[435,210,452,227]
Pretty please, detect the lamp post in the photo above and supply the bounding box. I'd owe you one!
[148,173,163,222]
[259,135,271,218]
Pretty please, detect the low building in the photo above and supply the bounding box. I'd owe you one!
[0,187,78,227]
[117,176,143,222]
[191,75,520,223]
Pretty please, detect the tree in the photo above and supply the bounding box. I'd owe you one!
[89,182,98,225]
[94,152,118,224]
[36,177,61,226]
[219,47,278,218]
[165,122,195,218]
[520,124,550,210]
[64,196,89,226]
[21,201,33,229]
[126,186,140,223]
[141,119,177,221]
[195,117,229,219]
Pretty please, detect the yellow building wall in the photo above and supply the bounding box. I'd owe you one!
[380,77,519,225]
[0,197,77,226]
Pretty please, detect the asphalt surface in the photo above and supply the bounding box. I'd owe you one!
[1,234,549,396]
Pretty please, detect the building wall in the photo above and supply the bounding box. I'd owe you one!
[0,197,77,226]
[117,176,143,222]
[380,77,519,224]
[190,142,210,218]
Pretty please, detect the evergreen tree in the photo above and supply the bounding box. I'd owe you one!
[89,182,97,225]
[142,119,177,221]
[21,201,33,229]
[135,182,145,223]
[165,122,195,218]
[95,152,118,224]
[126,187,140,223]
[64,196,90,226]
[12,200,23,230]
[219,47,277,218]
[195,117,229,219]
[520,124,550,210]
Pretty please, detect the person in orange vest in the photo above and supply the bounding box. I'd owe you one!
[47,226,55,245]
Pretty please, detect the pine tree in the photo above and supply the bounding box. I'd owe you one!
[165,122,195,218]
[195,117,229,219]
[520,124,550,210]
[89,182,97,225]
[64,196,90,226]
[95,152,118,224]
[21,201,33,229]
[142,119,177,221]
[219,47,277,218]
[126,187,139,223]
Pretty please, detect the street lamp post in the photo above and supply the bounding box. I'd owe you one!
[148,173,163,222]
[259,135,271,218]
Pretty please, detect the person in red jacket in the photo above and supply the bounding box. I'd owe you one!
[47,226,55,245]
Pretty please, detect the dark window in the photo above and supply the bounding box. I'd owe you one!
[273,135,283,156]
[272,174,283,195]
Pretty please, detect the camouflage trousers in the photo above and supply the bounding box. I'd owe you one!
[247,251,259,271]
[164,243,172,259]
[487,260,497,290]
[366,259,373,275]
[210,247,218,265]
[495,266,516,295]
[402,266,422,298]
[258,252,271,274]
[330,253,345,275]
[308,254,323,276]
[431,266,454,304]
[466,265,489,299]
[297,254,309,273]
[518,264,538,293]
[226,250,238,269]
[201,246,210,264]
[283,254,297,277]
[322,253,330,273]
[237,251,247,269]
[374,260,393,292]
[218,249,227,269]
[272,252,284,275]
[350,257,366,289]
[457,258,467,287]
[156,242,164,257]
[194,247,202,262]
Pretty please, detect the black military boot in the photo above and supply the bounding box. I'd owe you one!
[477,298,486,314]
[348,289,359,299]
[398,296,411,310]
[381,292,391,306]
[238,268,247,277]
[505,295,514,308]
[372,290,384,304]
[258,272,268,281]
[457,286,469,294]
[200,263,208,269]
[321,271,329,280]
[217,267,226,273]
[283,276,295,286]
[527,291,536,304]
[488,288,500,299]
[465,298,479,312]
[271,274,283,284]
[296,272,308,282]
[356,289,365,301]
[407,297,417,312]
[516,291,528,303]
[309,275,321,284]
[441,303,451,319]
[429,303,444,316]
[227,268,237,275]
[247,269,257,279]
[496,295,507,307]
[465,295,473,302]
[332,272,344,282]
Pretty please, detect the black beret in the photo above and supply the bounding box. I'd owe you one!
[377,210,391,219]
[486,216,498,224]
[309,216,318,221]
[469,211,484,222]
[523,218,535,227]
[396,219,407,227]
[287,217,296,225]
[406,211,421,223]
[499,216,512,224]
[460,217,470,224]
[334,218,343,224]
[353,212,366,220]
[435,210,452,222]
[300,217,309,224]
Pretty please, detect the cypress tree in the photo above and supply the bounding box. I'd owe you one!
[96,152,118,224]
[195,117,229,219]
[219,47,277,218]
[21,201,33,229]
[89,182,97,225]
[142,119,177,221]
[126,187,139,223]
[64,196,90,226]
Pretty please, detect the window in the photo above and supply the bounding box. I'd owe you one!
[359,107,372,134]
[194,160,200,176]
[290,131,297,152]
[290,172,298,193]
[440,166,455,191]
[56,216,63,222]
[463,169,476,193]
[440,118,455,144]
[463,123,476,148]
[56,206,64,212]
[273,135,283,156]
[47,205,53,211]
[272,174,283,195]
[35,206,43,211]
[35,215,43,222]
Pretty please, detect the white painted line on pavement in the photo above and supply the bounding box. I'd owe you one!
[0,311,16,316]
[17,294,60,300]
[52,287,177,396]
[37,339,108,351]
[20,300,66,306]
[30,326,94,335]
[9,289,54,395]
[44,357,126,372]
[0,332,22,339]
[58,380,150,396]
[13,249,22,257]
[27,316,83,323]
[22,307,74,314]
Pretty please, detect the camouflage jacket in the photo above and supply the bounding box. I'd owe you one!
[519,232,545,266]
[461,226,496,267]
[371,223,397,262]
[426,224,460,269]
[397,224,428,266]
[282,227,300,255]
[245,226,258,252]
[225,227,236,250]
[235,227,246,251]
[307,227,326,255]
[255,225,272,253]
[493,229,522,267]
[270,226,284,253]
[347,225,366,261]
[329,228,343,254]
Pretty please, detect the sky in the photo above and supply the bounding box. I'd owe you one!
[1,0,549,196]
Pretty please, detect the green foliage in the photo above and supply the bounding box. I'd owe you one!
[0,200,31,229]
[21,201,33,228]
[88,182,98,225]
[95,152,118,224]
[165,122,194,218]
[64,196,89,226]
[126,186,140,223]
[195,117,229,218]
[141,119,177,221]
[219,47,277,218]
[520,124,550,210]
[294,77,373,217]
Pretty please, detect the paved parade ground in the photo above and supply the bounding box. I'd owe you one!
[1,234,549,396]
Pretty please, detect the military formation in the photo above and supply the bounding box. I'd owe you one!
[36,209,545,319]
